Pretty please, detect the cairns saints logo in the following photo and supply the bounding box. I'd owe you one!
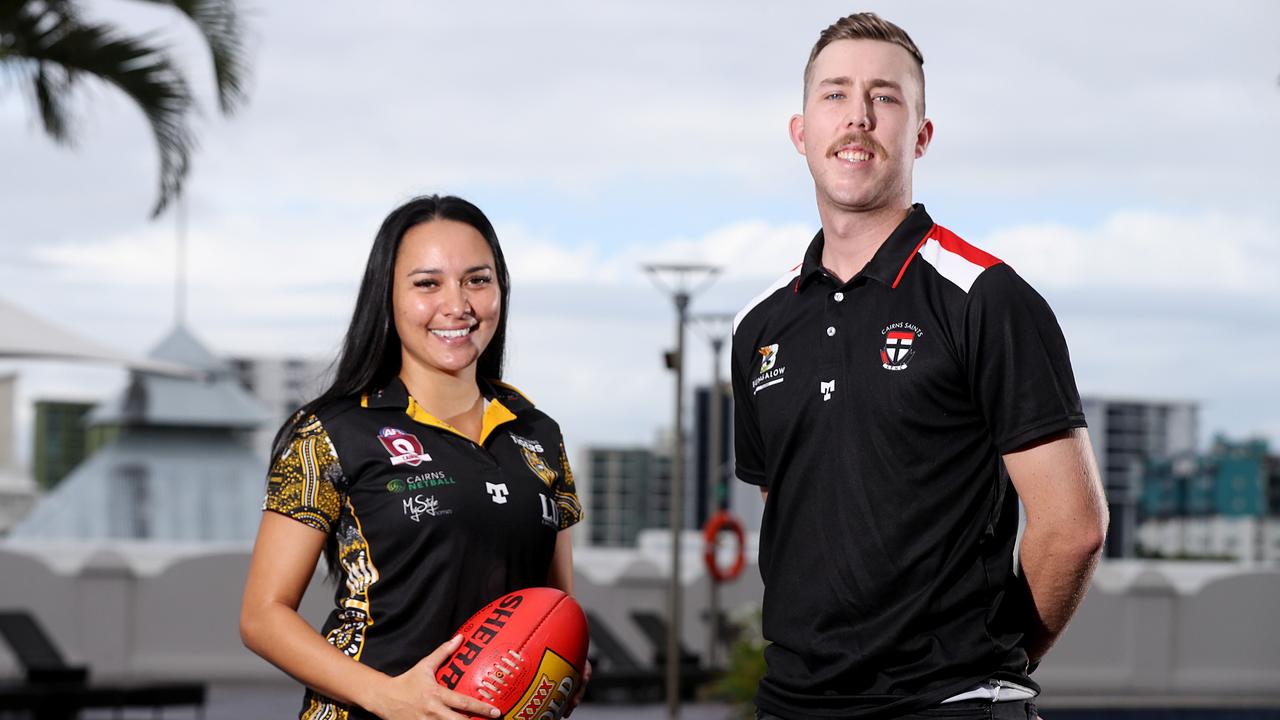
[880,322,923,371]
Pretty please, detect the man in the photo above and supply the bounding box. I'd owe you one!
[732,12,1108,720]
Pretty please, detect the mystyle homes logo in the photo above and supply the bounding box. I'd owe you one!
[752,343,786,395]
[403,494,451,522]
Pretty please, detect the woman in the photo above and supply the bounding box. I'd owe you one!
[241,195,585,720]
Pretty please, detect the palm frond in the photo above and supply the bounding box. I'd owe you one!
[1,3,83,143]
[33,61,74,142]
[131,0,247,114]
[5,3,196,216]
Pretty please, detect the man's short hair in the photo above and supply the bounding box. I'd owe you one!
[803,12,925,115]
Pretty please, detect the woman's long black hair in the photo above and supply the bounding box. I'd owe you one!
[269,195,510,575]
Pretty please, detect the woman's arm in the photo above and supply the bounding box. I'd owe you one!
[545,528,589,716]
[546,528,575,594]
[240,512,498,720]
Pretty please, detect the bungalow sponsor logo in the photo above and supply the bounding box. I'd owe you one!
[386,470,456,493]
[752,343,786,395]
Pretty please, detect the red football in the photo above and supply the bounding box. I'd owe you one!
[436,587,589,720]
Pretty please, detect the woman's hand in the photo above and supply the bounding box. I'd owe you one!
[564,658,591,717]
[367,635,501,720]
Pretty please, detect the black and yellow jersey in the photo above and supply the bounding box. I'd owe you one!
[263,377,582,720]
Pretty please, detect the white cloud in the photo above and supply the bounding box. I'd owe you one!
[980,211,1276,296]
[501,219,811,291]
[4,0,1280,451]
[8,0,1277,238]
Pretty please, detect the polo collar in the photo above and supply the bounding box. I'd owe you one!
[362,377,520,445]
[798,204,936,290]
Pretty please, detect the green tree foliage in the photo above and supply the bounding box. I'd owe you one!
[705,608,768,720]
[0,0,248,217]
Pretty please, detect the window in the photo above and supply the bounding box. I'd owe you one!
[111,463,150,539]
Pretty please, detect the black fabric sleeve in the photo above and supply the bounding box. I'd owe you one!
[964,265,1087,454]
[732,332,768,486]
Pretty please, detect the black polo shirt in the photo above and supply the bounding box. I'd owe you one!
[263,377,582,720]
[732,204,1085,719]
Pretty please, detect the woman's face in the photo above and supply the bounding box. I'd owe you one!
[392,219,501,381]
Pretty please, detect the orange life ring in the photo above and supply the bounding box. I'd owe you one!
[703,510,746,582]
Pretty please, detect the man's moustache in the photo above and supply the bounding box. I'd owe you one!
[827,133,884,157]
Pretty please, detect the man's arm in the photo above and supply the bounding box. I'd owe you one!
[1003,427,1108,663]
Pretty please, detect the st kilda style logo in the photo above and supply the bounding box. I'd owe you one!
[378,427,432,466]
[881,322,923,371]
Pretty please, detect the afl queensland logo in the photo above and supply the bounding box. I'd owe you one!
[378,427,432,466]
[881,322,923,371]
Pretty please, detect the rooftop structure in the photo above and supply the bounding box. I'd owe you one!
[10,326,269,542]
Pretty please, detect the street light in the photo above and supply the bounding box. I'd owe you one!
[642,263,720,719]
[690,311,734,668]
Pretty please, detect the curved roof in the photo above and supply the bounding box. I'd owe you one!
[0,296,194,377]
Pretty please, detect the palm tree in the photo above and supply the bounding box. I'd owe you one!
[0,0,248,217]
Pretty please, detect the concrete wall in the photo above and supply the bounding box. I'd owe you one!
[1,544,1278,706]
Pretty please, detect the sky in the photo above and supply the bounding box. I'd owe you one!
[2,0,1279,463]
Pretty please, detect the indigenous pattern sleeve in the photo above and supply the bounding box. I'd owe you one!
[263,413,346,533]
[553,440,583,530]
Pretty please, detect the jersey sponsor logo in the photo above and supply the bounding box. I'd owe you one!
[758,344,779,373]
[386,471,457,493]
[820,379,835,401]
[881,322,924,371]
[403,494,450,521]
[752,343,786,395]
[538,493,560,529]
[487,482,510,504]
[510,433,545,453]
[378,427,432,466]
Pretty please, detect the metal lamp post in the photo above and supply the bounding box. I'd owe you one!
[690,312,734,668]
[642,263,720,719]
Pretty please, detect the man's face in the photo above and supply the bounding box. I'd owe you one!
[790,39,932,216]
